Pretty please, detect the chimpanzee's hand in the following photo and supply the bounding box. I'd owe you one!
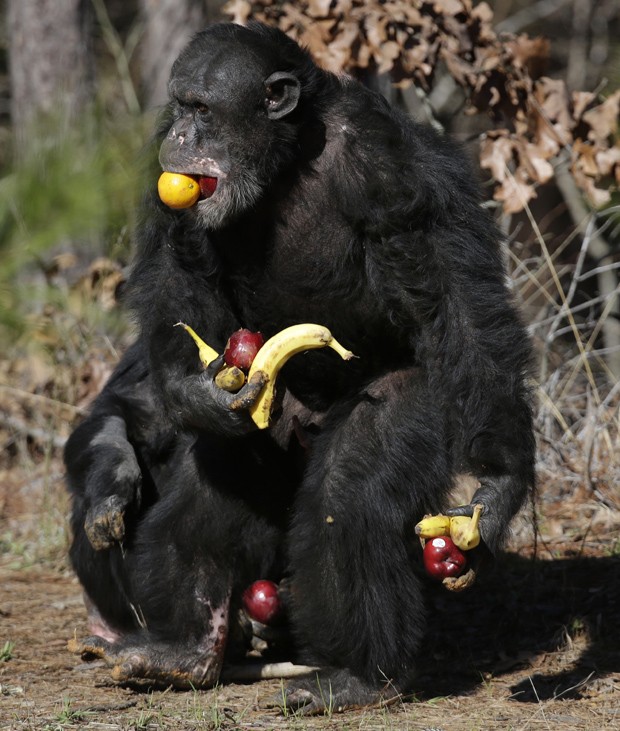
[85,494,131,551]
[446,475,525,555]
[169,356,267,438]
[444,503,479,518]
[78,415,143,551]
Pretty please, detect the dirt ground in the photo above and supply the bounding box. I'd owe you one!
[1,461,620,730]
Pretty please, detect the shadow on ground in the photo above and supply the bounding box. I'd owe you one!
[415,547,620,702]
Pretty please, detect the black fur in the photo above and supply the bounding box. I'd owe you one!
[65,22,535,709]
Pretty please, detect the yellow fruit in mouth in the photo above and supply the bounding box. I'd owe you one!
[157,172,200,209]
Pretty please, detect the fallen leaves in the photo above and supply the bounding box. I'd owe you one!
[224,0,620,213]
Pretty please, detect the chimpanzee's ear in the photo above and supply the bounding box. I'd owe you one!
[264,72,301,120]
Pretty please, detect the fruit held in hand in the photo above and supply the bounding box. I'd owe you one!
[158,172,200,209]
[175,322,219,367]
[423,536,467,581]
[449,504,483,551]
[415,514,451,539]
[246,323,355,429]
[176,321,355,425]
[242,580,282,625]
[224,329,265,371]
[214,364,246,392]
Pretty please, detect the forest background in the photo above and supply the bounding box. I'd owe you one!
[0,1,618,730]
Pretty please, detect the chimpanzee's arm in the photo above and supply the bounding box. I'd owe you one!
[64,342,153,549]
[123,206,267,438]
[368,196,535,553]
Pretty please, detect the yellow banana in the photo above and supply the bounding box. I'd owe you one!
[214,365,246,392]
[449,504,483,551]
[175,322,219,367]
[246,324,355,429]
[414,514,451,539]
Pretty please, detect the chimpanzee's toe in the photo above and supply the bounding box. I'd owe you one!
[67,634,113,660]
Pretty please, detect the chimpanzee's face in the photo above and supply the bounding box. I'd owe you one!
[159,36,301,229]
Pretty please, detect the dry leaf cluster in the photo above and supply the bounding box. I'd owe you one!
[224,0,619,213]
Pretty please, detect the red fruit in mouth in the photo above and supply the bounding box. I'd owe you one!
[199,176,218,198]
[224,329,265,371]
[242,580,282,625]
[423,536,467,581]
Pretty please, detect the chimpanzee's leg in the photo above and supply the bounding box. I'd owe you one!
[284,370,454,713]
[69,431,294,688]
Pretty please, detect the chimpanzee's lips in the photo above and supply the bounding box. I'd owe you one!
[198,176,218,199]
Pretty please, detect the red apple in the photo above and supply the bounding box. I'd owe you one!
[224,329,264,371]
[199,176,218,198]
[242,580,282,625]
[423,536,467,581]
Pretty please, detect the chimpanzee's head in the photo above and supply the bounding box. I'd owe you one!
[158,23,321,229]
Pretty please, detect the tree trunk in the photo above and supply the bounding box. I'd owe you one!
[139,0,227,110]
[7,0,95,145]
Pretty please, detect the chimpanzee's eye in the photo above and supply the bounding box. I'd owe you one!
[195,104,209,115]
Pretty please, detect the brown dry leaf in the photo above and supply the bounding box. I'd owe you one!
[505,35,549,79]
[357,34,372,69]
[494,167,536,214]
[321,20,358,73]
[479,132,515,183]
[222,0,252,25]
[531,79,574,157]
[571,165,612,208]
[442,14,474,54]
[595,145,620,176]
[474,44,502,74]
[364,11,389,51]
[573,140,601,177]
[375,40,401,74]
[518,140,554,184]
[571,140,620,206]
[306,0,333,18]
[488,86,501,107]
[401,37,435,77]
[386,1,423,26]
[532,109,564,158]
[582,90,620,144]
[432,0,466,15]
[535,77,573,136]
[283,4,330,65]
[471,1,493,24]
[572,90,597,121]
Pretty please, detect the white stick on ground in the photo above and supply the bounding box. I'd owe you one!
[221,662,319,681]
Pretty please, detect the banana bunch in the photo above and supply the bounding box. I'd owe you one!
[177,322,355,429]
[415,504,483,551]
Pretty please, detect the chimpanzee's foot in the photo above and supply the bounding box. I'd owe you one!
[281,668,403,715]
[68,633,226,688]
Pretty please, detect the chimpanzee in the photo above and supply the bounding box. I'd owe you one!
[65,22,535,713]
